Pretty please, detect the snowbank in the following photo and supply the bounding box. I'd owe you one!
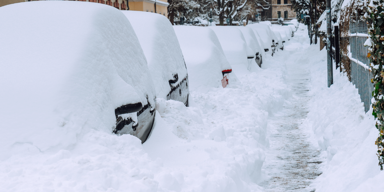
[237,26,263,70]
[146,46,292,191]
[299,43,382,192]
[173,26,238,90]
[210,26,249,66]
[122,11,188,100]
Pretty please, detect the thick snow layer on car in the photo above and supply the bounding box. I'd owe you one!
[237,26,264,57]
[272,30,284,49]
[260,21,272,26]
[271,25,290,42]
[210,26,249,66]
[0,1,156,164]
[247,24,273,51]
[173,26,237,90]
[122,11,188,99]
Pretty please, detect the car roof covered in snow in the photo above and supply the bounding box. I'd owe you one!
[209,26,248,66]
[247,23,273,50]
[122,11,187,99]
[173,26,231,90]
[271,25,291,42]
[0,1,155,156]
[237,26,264,57]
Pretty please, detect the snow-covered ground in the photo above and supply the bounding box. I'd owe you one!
[0,11,382,191]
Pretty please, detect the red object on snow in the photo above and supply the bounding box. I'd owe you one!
[222,69,232,74]
[221,69,232,88]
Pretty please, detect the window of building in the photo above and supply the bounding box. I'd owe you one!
[277,11,281,18]
[284,0,288,4]
[284,11,288,19]
[277,0,281,4]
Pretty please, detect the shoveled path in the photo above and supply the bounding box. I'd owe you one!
[260,32,323,192]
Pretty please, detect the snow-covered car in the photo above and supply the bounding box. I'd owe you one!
[284,23,296,36]
[174,26,235,89]
[247,23,275,54]
[210,26,249,67]
[272,30,284,50]
[0,1,156,144]
[123,11,190,106]
[287,19,299,31]
[238,26,264,67]
[271,25,291,43]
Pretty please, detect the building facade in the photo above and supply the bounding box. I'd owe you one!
[271,0,295,21]
[0,0,25,7]
[0,0,169,17]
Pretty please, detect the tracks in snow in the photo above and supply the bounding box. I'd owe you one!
[261,41,323,192]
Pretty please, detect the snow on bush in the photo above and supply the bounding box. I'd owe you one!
[210,26,249,66]
[122,11,188,99]
[173,26,238,90]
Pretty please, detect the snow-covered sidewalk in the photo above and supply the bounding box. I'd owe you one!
[260,30,323,191]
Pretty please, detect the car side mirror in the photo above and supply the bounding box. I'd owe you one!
[168,73,179,87]
[115,102,143,118]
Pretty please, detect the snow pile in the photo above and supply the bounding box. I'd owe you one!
[298,40,383,191]
[210,26,249,66]
[148,50,291,191]
[122,11,188,99]
[173,26,237,90]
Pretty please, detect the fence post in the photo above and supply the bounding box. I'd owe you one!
[326,0,333,87]
[334,26,340,70]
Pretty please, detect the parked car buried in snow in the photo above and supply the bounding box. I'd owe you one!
[174,26,236,89]
[210,26,249,67]
[238,26,264,67]
[123,11,190,106]
[247,23,276,55]
[0,1,156,144]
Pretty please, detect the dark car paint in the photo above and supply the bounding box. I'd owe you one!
[167,74,189,107]
[256,53,262,67]
[113,96,156,143]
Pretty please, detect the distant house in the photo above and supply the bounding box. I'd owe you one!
[271,0,296,21]
[0,0,25,7]
[0,0,169,17]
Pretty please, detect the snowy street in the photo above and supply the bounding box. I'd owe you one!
[1,2,384,191]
